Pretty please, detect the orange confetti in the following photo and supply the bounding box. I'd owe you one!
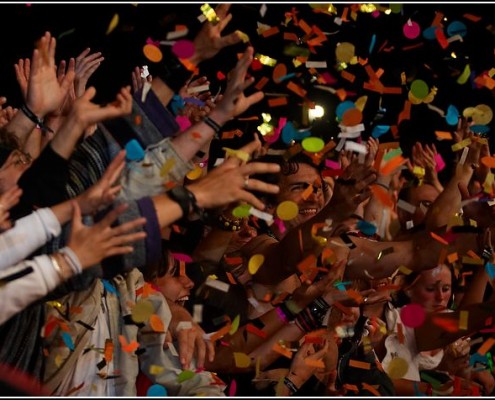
[143,44,163,63]
[272,342,293,359]
[273,63,287,83]
[435,28,449,49]
[397,323,405,344]
[481,156,495,168]
[262,26,280,38]
[430,231,449,246]
[104,339,114,363]
[397,100,411,124]
[431,11,444,27]
[268,97,288,107]
[305,358,326,369]
[224,256,244,265]
[297,254,317,274]
[478,338,495,355]
[380,155,405,176]
[286,81,307,97]
[343,384,359,393]
[246,324,268,339]
[119,335,140,353]
[435,131,453,140]
[210,323,232,342]
[255,77,269,91]
[467,250,482,260]
[283,32,299,41]
[447,252,458,264]
[333,301,353,315]
[432,316,459,332]
[341,70,356,83]
[149,314,165,332]
[348,359,371,370]
[225,272,237,285]
[335,88,347,101]
[369,185,394,208]
[191,131,202,140]
[463,13,481,22]
[271,291,290,305]
[362,382,381,396]
[298,19,312,35]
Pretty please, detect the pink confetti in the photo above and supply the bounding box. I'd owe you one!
[273,217,286,235]
[146,37,160,47]
[265,117,286,144]
[171,252,193,263]
[172,39,195,59]
[400,303,426,328]
[320,72,337,85]
[434,153,446,172]
[325,159,341,169]
[175,115,192,132]
[403,20,421,39]
[228,379,237,397]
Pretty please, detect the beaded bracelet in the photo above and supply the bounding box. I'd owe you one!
[217,214,242,232]
[59,247,83,275]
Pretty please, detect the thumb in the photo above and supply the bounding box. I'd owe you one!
[457,181,471,201]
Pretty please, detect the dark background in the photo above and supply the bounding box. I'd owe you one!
[1,2,495,164]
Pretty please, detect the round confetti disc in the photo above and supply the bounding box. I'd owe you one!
[233,352,251,368]
[131,299,154,324]
[445,104,460,126]
[400,303,426,328]
[276,200,299,220]
[172,39,195,59]
[386,357,409,379]
[147,384,167,397]
[389,3,402,14]
[403,20,421,39]
[335,42,355,64]
[447,20,467,38]
[273,63,287,83]
[472,104,493,125]
[336,100,355,120]
[410,79,429,99]
[143,44,163,63]
[342,108,363,127]
[422,26,438,41]
[302,137,325,153]
[232,204,252,218]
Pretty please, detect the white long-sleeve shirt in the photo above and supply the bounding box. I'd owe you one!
[0,253,62,325]
[0,207,61,271]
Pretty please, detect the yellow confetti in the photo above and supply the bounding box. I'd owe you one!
[236,30,250,43]
[248,254,265,275]
[200,3,220,24]
[276,200,299,220]
[131,299,154,324]
[233,352,251,368]
[386,357,409,379]
[106,13,119,35]
[229,314,240,335]
[459,310,469,330]
[451,138,472,152]
[254,53,277,67]
[149,365,164,375]
[160,158,176,177]
[222,147,250,162]
[457,64,471,85]
[186,164,203,180]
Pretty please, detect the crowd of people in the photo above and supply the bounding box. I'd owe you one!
[0,2,495,397]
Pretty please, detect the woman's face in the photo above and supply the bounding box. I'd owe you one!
[155,254,195,306]
[407,264,452,312]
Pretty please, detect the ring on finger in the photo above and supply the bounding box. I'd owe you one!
[243,177,249,189]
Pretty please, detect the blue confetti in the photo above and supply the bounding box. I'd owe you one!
[170,95,185,116]
[183,97,205,107]
[336,100,355,121]
[371,125,390,138]
[125,139,145,162]
[369,34,376,54]
[281,122,311,145]
[470,125,490,134]
[357,220,377,236]
[62,332,74,351]
[147,384,167,396]
[485,262,495,280]
[470,352,488,367]
[278,72,297,82]
[445,104,459,126]
[101,279,119,296]
[447,21,467,38]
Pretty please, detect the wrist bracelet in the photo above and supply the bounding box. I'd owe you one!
[59,247,83,274]
[49,253,71,280]
[203,116,222,139]
[217,213,243,231]
[167,185,208,222]
[283,376,299,394]
[20,103,54,133]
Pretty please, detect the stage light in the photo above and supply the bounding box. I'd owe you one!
[308,105,325,121]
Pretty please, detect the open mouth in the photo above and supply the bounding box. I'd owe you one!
[176,296,189,305]
[299,208,318,215]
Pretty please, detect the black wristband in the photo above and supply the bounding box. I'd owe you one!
[203,116,222,139]
[19,103,53,133]
[153,50,192,93]
[167,185,195,219]
[283,376,299,394]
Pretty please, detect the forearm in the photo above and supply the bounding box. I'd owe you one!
[49,116,85,159]
[2,109,37,147]
[23,127,43,159]
[459,266,489,308]
[193,228,234,263]
[426,167,472,230]
[0,207,61,270]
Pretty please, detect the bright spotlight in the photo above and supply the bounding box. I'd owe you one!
[308,105,325,121]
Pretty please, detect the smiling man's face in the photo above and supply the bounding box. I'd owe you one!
[275,163,325,232]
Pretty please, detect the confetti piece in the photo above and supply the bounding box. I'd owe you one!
[272,342,293,359]
[430,231,449,246]
[255,76,269,90]
[147,384,167,396]
[276,200,299,220]
[143,43,163,63]
[302,137,325,153]
[400,303,426,328]
[255,53,277,67]
[478,338,495,356]
[125,139,145,161]
[286,81,307,97]
[106,13,119,35]
[387,357,409,379]
[149,314,165,333]
[349,359,371,370]
[62,332,74,351]
[267,97,288,107]
[119,335,140,353]
[177,369,195,383]
[131,299,154,323]
[246,324,267,338]
[459,310,469,330]
[233,352,251,368]
[305,358,326,369]
[200,3,220,24]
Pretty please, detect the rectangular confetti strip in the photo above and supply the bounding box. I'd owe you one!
[348,359,371,370]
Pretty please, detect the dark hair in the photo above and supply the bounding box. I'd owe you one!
[250,151,328,206]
